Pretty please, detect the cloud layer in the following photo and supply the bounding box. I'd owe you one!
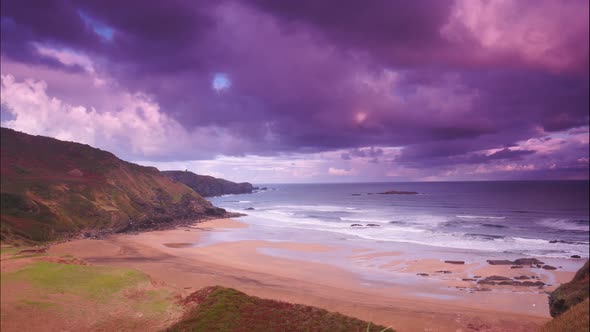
[1,0,588,181]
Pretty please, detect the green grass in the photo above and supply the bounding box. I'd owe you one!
[168,286,392,332]
[8,253,47,260]
[0,246,18,255]
[136,289,176,315]
[2,261,148,300]
[18,300,59,310]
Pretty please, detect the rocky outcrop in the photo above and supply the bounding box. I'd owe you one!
[486,258,546,266]
[162,170,253,197]
[483,275,511,281]
[487,259,515,265]
[473,275,545,287]
[378,190,418,195]
[513,258,544,266]
[1,128,227,244]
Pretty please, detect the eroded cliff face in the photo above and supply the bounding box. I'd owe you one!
[1,128,225,244]
[162,170,253,197]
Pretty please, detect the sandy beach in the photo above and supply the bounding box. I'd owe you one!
[46,218,583,331]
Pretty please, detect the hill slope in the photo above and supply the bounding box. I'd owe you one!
[168,286,391,332]
[548,260,589,317]
[0,128,225,244]
[542,298,589,332]
[162,171,253,197]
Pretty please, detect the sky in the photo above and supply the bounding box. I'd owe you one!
[0,0,589,183]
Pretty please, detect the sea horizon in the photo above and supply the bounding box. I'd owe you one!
[250,179,590,185]
[210,181,589,259]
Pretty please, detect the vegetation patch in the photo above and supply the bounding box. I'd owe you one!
[137,289,177,316]
[549,260,589,317]
[1,257,183,331]
[2,261,148,300]
[0,245,18,255]
[542,298,589,332]
[168,286,392,332]
[18,300,60,310]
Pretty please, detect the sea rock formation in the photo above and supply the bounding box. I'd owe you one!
[378,190,418,195]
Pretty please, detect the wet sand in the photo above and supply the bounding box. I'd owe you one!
[48,218,574,331]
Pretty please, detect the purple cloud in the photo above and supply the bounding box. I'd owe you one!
[0,0,588,181]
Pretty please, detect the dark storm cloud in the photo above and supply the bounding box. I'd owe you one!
[248,0,455,65]
[0,0,588,179]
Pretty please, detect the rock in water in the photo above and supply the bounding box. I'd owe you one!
[378,190,418,195]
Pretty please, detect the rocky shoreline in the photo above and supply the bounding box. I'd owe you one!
[410,256,576,294]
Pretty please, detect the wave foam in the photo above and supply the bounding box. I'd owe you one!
[538,219,590,232]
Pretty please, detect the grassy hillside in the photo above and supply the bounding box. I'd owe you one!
[1,128,225,244]
[163,171,253,197]
[168,286,391,332]
[549,260,589,317]
[542,298,589,332]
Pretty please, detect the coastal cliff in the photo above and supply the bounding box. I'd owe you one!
[162,170,253,197]
[0,128,225,244]
[548,260,589,317]
[543,260,589,331]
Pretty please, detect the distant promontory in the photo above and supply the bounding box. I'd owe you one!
[162,171,253,197]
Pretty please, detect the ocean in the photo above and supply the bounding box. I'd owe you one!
[210,181,589,258]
